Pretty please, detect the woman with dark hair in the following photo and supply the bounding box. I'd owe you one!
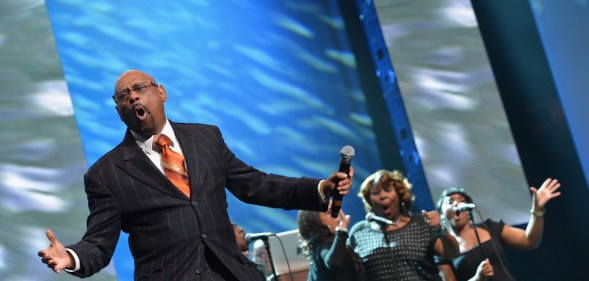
[436,178,561,281]
[297,203,363,281]
[348,169,458,281]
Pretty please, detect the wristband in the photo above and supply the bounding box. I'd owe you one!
[335,226,348,233]
[432,225,447,237]
[319,180,329,202]
[530,209,545,218]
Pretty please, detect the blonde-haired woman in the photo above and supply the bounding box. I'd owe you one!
[348,170,458,281]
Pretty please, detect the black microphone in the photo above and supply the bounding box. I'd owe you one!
[455,203,476,216]
[331,145,355,218]
[245,232,275,244]
[365,213,394,225]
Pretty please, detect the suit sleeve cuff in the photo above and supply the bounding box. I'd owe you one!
[64,248,81,272]
[317,180,328,203]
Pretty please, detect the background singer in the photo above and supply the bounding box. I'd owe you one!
[349,169,458,281]
[436,178,561,281]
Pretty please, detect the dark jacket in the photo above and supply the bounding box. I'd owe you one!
[68,122,326,280]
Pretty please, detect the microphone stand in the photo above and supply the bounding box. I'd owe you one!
[263,239,278,281]
[469,211,491,280]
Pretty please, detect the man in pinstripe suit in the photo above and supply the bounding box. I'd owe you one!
[38,70,354,280]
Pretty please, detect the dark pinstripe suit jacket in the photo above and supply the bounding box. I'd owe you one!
[68,122,327,280]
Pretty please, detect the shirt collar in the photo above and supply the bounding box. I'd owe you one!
[131,119,176,155]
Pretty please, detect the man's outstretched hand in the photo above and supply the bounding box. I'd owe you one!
[37,229,74,274]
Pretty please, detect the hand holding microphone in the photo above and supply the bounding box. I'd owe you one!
[328,146,355,218]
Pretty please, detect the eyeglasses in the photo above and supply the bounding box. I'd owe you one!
[112,81,158,104]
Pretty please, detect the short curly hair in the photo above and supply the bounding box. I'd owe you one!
[297,210,332,244]
[358,170,414,214]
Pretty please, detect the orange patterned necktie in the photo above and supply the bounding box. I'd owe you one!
[154,134,190,197]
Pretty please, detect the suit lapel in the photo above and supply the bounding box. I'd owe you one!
[117,129,187,200]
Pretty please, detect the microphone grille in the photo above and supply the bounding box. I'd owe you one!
[340,145,355,158]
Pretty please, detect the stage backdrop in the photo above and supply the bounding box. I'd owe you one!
[1,0,115,280]
[530,0,589,187]
[7,0,582,280]
[374,0,532,224]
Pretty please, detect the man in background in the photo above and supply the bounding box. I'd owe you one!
[233,223,249,257]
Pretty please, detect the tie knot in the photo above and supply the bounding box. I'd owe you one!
[154,133,172,149]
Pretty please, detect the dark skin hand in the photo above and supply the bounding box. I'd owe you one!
[37,229,74,273]
[321,167,354,197]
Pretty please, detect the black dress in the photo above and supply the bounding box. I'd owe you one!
[452,219,516,281]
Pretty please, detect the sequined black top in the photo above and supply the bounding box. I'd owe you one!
[349,215,441,281]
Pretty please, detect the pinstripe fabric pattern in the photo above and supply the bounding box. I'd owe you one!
[67,122,327,280]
